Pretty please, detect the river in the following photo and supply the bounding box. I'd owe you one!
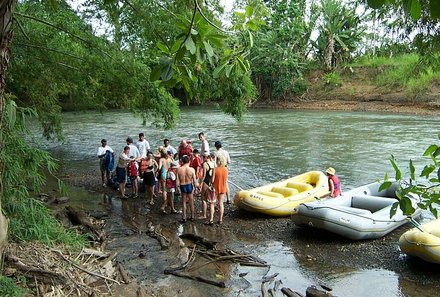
[34,107,439,297]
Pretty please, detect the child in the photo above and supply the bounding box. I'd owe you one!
[160,161,179,214]
[190,149,203,195]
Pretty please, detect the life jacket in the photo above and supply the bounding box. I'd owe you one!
[128,161,138,177]
[190,155,202,178]
[328,175,341,197]
[166,168,177,190]
[139,159,148,174]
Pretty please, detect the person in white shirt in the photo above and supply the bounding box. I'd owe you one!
[163,138,177,157]
[137,133,150,158]
[198,132,210,155]
[97,139,114,187]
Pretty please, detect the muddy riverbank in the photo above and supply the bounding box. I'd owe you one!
[56,164,440,296]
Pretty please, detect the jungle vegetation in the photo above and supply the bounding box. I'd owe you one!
[0,0,439,294]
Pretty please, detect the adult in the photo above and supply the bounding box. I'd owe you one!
[326,167,341,198]
[213,140,231,203]
[178,139,193,160]
[211,155,228,225]
[116,146,131,198]
[198,132,210,155]
[200,152,215,220]
[97,139,114,187]
[140,151,158,205]
[137,133,150,158]
[163,138,177,157]
[157,148,170,205]
[176,155,197,223]
[126,137,141,196]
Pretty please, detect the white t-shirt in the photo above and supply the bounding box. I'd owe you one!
[97,145,113,157]
[137,139,150,158]
[128,144,140,158]
[201,140,210,155]
[164,145,177,155]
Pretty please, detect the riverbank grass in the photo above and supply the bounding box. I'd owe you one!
[348,54,440,100]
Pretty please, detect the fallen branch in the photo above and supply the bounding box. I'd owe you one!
[163,270,226,288]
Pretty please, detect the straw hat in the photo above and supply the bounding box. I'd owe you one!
[326,167,336,175]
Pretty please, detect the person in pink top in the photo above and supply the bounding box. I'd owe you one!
[326,167,342,197]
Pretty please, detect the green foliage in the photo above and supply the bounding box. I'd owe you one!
[367,0,440,20]
[1,97,85,248]
[314,0,365,70]
[381,132,440,218]
[349,53,419,67]
[370,53,440,99]
[323,71,343,88]
[406,68,440,100]
[9,1,179,135]
[0,275,26,297]
[250,0,317,100]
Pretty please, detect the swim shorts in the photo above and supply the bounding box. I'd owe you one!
[180,184,194,194]
[116,167,127,183]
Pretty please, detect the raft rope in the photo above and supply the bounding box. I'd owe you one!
[227,180,245,191]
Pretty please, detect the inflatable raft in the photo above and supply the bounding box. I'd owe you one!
[291,181,421,240]
[399,219,440,264]
[233,171,329,217]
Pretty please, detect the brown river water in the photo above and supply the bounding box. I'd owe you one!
[33,108,440,296]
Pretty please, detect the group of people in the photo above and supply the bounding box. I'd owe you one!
[97,132,231,225]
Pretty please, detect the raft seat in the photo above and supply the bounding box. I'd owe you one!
[286,182,313,193]
[351,195,396,212]
[257,191,284,199]
[271,186,299,198]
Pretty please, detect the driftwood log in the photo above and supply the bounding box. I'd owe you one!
[180,233,218,250]
[6,255,67,284]
[163,270,226,288]
[306,286,334,297]
[281,287,304,297]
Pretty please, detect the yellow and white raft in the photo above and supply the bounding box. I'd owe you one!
[399,219,440,264]
[233,171,329,217]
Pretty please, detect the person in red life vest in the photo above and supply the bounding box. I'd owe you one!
[160,162,179,214]
[190,149,203,194]
[326,167,342,197]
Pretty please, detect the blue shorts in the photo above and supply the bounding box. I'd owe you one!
[180,184,193,194]
[116,167,126,183]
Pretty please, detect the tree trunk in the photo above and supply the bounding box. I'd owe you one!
[0,0,17,262]
[324,34,334,71]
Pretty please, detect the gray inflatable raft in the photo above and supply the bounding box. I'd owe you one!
[291,181,421,240]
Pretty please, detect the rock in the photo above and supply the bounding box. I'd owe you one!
[56,196,69,204]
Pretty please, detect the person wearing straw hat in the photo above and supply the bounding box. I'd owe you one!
[326,167,341,197]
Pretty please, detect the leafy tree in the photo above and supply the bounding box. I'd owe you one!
[250,0,318,100]
[381,132,440,219]
[314,0,365,71]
